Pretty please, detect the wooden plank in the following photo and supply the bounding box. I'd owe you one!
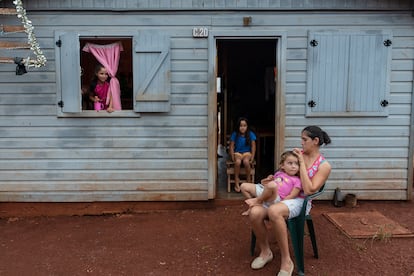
[0,25,25,33]
[0,159,207,170]
[0,115,207,127]
[0,191,209,202]
[0,8,17,15]
[0,181,206,191]
[330,159,407,169]
[0,83,56,93]
[0,170,208,181]
[324,180,407,190]
[0,147,208,158]
[287,137,409,148]
[19,0,413,10]
[172,83,208,93]
[327,169,407,179]
[316,190,408,201]
[391,59,414,71]
[0,72,56,82]
[0,57,14,64]
[0,41,30,49]
[0,138,208,149]
[286,93,412,105]
[171,72,208,83]
[0,126,208,137]
[171,49,208,60]
[171,60,207,71]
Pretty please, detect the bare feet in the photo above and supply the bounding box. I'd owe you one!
[234,178,241,192]
[245,197,260,208]
[241,208,250,216]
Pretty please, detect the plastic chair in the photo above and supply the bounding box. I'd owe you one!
[250,184,325,276]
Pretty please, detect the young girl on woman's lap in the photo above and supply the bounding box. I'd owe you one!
[241,150,302,216]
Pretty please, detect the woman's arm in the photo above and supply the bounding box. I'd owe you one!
[293,148,331,195]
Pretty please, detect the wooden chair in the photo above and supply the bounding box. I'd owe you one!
[226,160,255,192]
[250,184,326,276]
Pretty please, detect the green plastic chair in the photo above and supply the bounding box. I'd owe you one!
[250,184,325,276]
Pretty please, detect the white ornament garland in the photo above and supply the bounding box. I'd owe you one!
[13,0,47,68]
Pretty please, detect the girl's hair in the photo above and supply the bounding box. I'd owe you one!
[279,150,299,175]
[302,125,331,146]
[234,117,251,146]
[94,63,104,75]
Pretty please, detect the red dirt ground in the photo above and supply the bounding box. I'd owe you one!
[1,197,414,276]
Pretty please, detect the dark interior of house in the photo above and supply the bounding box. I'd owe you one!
[217,39,277,185]
[80,38,133,110]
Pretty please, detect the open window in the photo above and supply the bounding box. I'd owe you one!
[55,31,171,116]
[306,30,392,117]
[80,38,133,111]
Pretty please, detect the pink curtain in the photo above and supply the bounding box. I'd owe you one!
[82,42,123,110]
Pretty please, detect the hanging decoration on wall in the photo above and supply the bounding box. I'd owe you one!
[13,0,47,69]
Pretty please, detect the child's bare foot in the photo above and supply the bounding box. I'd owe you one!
[241,209,250,216]
[234,178,241,192]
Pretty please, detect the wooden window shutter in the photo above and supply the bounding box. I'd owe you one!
[134,31,171,112]
[57,32,81,113]
[347,33,391,114]
[306,31,391,117]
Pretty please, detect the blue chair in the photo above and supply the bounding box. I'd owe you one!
[250,184,325,276]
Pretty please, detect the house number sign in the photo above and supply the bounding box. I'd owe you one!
[192,27,209,38]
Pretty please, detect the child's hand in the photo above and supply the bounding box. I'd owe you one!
[94,96,100,102]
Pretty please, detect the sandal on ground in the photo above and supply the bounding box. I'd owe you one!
[277,261,294,276]
[251,252,273,269]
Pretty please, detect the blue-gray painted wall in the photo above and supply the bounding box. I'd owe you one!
[0,0,413,201]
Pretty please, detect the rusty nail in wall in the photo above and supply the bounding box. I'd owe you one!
[243,16,252,26]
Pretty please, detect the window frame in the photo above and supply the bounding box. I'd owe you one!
[306,30,392,117]
[55,30,139,118]
[55,30,171,117]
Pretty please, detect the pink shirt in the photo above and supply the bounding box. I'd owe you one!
[273,171,302,199]
[95,81,110,108]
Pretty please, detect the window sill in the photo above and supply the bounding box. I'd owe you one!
[57,110,141,118]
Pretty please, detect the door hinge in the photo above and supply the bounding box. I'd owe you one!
[56,40,62,47]
[310,40,318,47]
[383,39,392,47]
[380,100,389,107]
[308,100,316,107]
[58,101,64,107]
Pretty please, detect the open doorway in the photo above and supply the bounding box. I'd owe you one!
[216,38,277,197]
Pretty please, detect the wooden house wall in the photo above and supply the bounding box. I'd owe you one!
[11,0,414,11]
[0,1,413,201]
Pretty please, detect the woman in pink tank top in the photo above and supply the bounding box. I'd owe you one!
[248,126,331,276]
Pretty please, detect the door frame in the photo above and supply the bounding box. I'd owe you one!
[207,30,287,199]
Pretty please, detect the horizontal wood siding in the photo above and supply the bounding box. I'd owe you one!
[0,13,210,201]
[284,19,413,200]
[1,0,412,10]
[0,6,413,201]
